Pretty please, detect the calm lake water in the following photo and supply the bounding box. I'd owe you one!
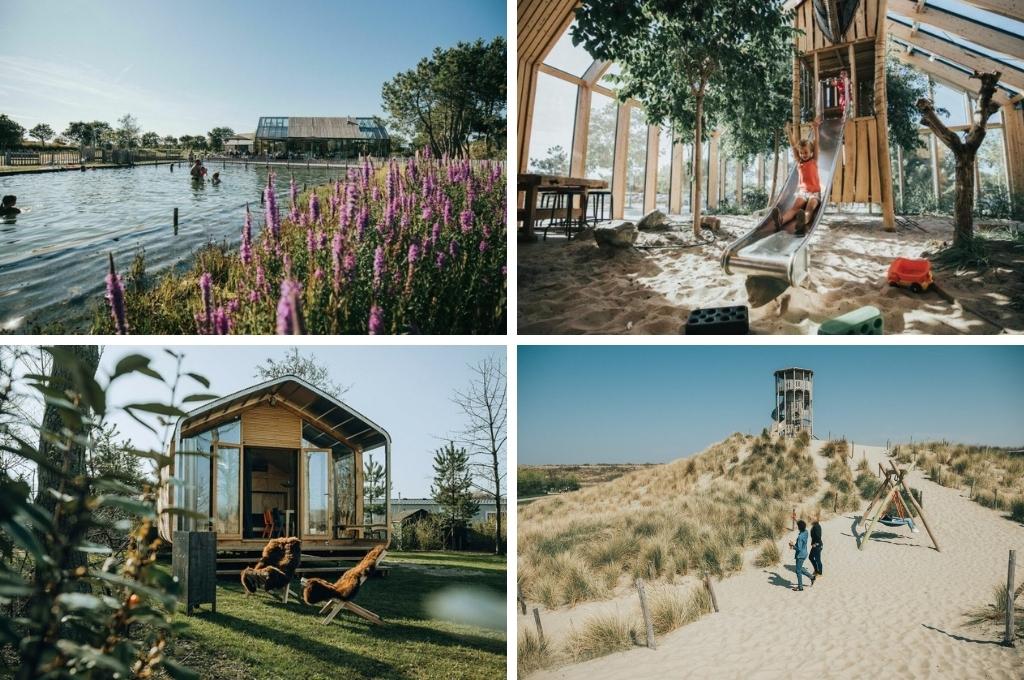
[0,162,350,330]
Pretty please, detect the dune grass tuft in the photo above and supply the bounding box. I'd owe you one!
[647,584,714,635]
[564,612,638,662]
[753,541,781,568]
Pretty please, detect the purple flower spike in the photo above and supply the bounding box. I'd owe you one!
[408,241,421,264]
[265,173,280,240]
[368,304,383,335]
[241,204,253,265]
[373,246,385,290]
[105,253,128,334]
[309,191,321,225]
[459,209,473,234]
[276,279,305,334]
[199,272,213,333]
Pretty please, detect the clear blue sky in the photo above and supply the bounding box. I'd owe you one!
[96,345,504,497]
[1,0,505,137]
[519,345,1024,465]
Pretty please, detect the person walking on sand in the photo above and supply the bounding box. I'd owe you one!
[789,520,815,591]
[809,518,824,578]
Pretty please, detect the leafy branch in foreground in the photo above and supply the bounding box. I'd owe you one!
[0,347,212,679]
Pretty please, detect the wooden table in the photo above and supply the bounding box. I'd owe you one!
[517,174,609,242]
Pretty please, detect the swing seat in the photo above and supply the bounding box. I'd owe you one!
[879,515,919,532]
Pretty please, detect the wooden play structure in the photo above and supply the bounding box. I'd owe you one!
[858,459,940,551]
[791,0,896,229]
[517,0,1024,225]
[158,376,392,574]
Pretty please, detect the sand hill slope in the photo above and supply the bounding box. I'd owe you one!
[528,443,1024,679]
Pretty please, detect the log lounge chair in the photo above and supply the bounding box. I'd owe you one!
[240,537,302,603]
[301,544,388,626]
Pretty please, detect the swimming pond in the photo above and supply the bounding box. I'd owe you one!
[0,162,350,330]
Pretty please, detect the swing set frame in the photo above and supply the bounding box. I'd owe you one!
[857,460,940,552]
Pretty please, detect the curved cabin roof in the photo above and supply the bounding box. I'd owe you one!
[171,375,390,453]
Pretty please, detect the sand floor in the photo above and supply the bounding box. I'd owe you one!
[517,214,1024,334]
[524,442,1024,679]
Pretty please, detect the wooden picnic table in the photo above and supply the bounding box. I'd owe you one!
[517,173,609,242]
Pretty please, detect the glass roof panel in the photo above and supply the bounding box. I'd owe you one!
[544,20,598,77]
[931,82,969,126]
[929,0,1024,35]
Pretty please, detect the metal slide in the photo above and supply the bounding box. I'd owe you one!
[721,94,850,287]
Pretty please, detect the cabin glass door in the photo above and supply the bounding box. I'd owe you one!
[214,447,241,536]
[305,450,329,535]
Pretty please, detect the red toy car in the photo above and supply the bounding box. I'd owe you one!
[887,257,933,293]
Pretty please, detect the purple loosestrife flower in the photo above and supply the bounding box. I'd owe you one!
[331,231,343,292]
[479,240,489,253]
[372,246,385,290]
[265,173,280,240]
[309,191,321,225]
[368,304,383,335]
[313,267,324,283]
[343,252,356,280]
[435,251,446,269]
[408,241,421,265]
[466,177,476,208]
[289,176,299,221]
[306,227,316,255]
[240,204,253,265]
[421,204,433,223]
[198,272,213,333]
[105,253,128,334]
[459,209,474,234]
[213,306,231,335]
[449,239,459,258]
[276,279,305,334]
[443,198,453,227]
[357,206,369,239]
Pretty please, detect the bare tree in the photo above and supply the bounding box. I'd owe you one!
[916,71,1001,247]
[253,347,349,398]
[451,356,506,554]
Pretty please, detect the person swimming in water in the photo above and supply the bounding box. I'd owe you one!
[0,195,21,217]
[211,171,221,185]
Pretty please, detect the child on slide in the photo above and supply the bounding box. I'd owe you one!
[770,117,821,236]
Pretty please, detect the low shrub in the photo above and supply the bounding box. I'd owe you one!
[753,541,781,568]
[565,612,637,662]
[518,629,553,676]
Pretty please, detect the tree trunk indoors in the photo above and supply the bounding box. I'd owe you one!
[915,71,1001,247]
[691,92,705,238]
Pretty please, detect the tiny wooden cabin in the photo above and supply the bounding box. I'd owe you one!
[158,376,391,559]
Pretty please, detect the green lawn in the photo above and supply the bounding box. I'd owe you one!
[166,552,506,680]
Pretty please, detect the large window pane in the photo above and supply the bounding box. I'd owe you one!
[528,73,577,175]
[215,447,240,534]
[305,451,328,535]
[332,447,356,526]
[933,82,968,127]
[174,435,210,533]
[544,21,596,77]
[625,108,647,218]
[656,129,672,213]
[585,92,616,184]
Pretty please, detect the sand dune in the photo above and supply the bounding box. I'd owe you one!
[527,443,1024,679]
[518,215,1024,334]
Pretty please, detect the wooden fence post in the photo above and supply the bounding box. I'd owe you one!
[173,207,178,227]
[635,579,656,649]
[517,585,527,615]
[532,608,544,643]
[1005,549,1016,647]
[704,573,720,613]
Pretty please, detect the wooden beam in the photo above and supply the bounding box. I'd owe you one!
[955,0,1024,23]
[644,125,658,214]
[889,0,1024,61]
[707,131,720,209]
[1002,103,1024,208]
[892,48,1012,107]
[876,7,897,230]
[273,399,362,453]
[669,140,684,214]
[611,103,630,219]
[889,461,941,552]
[569,83,591,177]
[888,20,1024,93]
[849,42,858,115]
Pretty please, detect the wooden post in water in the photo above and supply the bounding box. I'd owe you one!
[260,191,264,206]
[173,208,178,227]
[1005,549,1016,647]
[635,579,656,649]
[532,608,544,643]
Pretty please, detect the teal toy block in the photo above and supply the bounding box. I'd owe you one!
[818,306,883,335]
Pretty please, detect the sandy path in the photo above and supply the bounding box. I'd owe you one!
[518,214,1024,334]
[528,444,1024,679]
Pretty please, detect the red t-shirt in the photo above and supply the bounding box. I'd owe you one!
[798,157,820,194]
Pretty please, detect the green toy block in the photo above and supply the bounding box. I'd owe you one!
[818,305,883,335]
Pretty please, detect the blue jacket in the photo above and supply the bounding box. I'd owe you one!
[794,530,809,559]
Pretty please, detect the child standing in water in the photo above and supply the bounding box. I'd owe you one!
[770,118,821,236]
